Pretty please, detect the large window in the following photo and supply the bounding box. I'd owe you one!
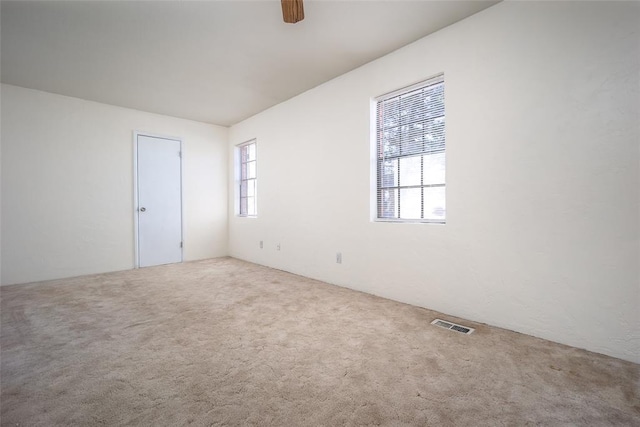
[375,75,445,222]
[238,140,257,217]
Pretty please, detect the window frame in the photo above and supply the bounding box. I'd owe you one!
[373,74,446,224]
[237,139,257,217]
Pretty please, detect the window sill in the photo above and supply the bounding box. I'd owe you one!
[373,218,445,224]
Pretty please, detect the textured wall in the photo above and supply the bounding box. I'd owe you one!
[228,2,640,363]
[1,84,229,285]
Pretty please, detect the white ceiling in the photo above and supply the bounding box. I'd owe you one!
[1,0,498,126]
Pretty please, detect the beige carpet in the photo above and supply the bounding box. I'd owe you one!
[1,257,638,426]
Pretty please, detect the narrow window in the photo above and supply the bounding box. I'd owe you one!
[375,75,445,222]
[238,140,257,217]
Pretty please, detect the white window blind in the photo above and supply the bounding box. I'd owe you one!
[238,140,257,216]
[376,75,445,222]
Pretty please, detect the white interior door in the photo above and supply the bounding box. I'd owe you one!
[136,134,183,268]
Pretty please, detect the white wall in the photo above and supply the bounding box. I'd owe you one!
[1,84,228,285]
[228,1,640,363]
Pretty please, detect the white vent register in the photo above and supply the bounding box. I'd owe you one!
[431,319,475,335]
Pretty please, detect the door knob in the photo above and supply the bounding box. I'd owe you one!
[140,207,146,212]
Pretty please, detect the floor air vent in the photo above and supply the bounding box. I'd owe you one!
[431,319,475,335]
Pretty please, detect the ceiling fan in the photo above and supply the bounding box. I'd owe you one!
[281,0,305,24]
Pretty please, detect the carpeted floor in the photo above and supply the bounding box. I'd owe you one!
[1,257,638,426]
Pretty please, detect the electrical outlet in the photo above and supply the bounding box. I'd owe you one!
[276,243,281,251]
[336,252,342,264]
[260,240,263,249]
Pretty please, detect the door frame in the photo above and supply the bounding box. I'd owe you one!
[133,131,185,268]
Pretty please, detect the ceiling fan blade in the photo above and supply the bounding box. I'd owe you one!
[281,0,304,24]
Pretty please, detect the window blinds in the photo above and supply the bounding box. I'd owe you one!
[376,75,446,222]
